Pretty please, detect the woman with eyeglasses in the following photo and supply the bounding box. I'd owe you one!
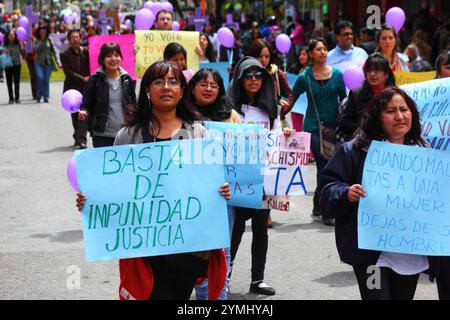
[225,56,280,296]
[292,38,347,226]
[187,68,240,300]
[79,42,136,148]
[76,60,230,300]
[376,24,409,72]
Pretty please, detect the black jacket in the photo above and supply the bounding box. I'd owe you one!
[80,69,136,134]
[318,140,438,278]
[339,81,373,140]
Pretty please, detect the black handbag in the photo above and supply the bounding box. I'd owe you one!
[307,74,337,160]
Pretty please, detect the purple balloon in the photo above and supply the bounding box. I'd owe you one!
[386,7,406,32]
[149,2,163,17]
[0,33,4,44]
[16,27,28,41]
[161,2,173,12]
[67,156,80,193]
[343,66,365,90]
[143,1,154,10]
[135,8,155,30]
[64,13,72,24]
[118,13,125,23]
[275,33,291,54]
[71,13,79,24]
[18,16,29,29]
[124,19,132,29]
[61,89,83,113]
[217,27,235,48]
[172,21,180,31]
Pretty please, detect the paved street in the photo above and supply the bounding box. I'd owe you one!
[0,81,439,300]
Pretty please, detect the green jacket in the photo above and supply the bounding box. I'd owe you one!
[293,66,347,132]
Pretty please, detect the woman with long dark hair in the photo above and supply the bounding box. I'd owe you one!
[319,87,434,300]
[188,68,240,300]
[339,52,396,141]
[77,61,230,300]
[292,38,347,225]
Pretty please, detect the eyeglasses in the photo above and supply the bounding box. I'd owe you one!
[196,82,220,89]
[244,71,263,80]
[340,32,354,37]
[152,78,181,88]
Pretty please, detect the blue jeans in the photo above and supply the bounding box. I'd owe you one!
[310,130,330,213]
[195,206,235,300]
[35,63,52,100]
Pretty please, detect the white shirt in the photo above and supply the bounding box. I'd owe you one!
[376,252,429,275]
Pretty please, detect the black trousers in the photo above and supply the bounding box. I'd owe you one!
[353,265,420,300]
[92,135,116,148]
[70,113,88,146]
[5,65,21,101]
[147,253,209,300]
[230,207,270,282]
[437,257,450,300]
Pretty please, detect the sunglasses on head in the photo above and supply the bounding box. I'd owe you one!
[244,70,263,80]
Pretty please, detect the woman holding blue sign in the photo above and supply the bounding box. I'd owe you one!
[187,67,240,300]
[318,87,436,300]
[77,60,230,300]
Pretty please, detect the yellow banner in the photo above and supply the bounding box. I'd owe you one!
[394,71,436,86]
[135,30,200,77]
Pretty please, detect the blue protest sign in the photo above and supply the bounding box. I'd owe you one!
[358,141,450,256]
[199,62,230,89]
[204,121,266,209]
[400,77,450,151]
[76,139,229,262]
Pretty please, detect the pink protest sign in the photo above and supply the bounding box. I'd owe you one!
[280,132,311,154]
[88,34,138,80]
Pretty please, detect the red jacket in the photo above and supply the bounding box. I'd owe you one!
[118,249,227,300]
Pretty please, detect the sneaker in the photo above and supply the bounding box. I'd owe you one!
[249,281,275,296]
[78,143,87,149]
[44,98,49,103]
[37,97,41,103]
[322,218,335,226]
[9,99,14,104]
[15,99,20,104]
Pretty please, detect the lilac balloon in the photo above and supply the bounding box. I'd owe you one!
[61,89,83,113]
[0,33,4,44]
[217,27,235,48]
[118,13,125,23]
[16,27,28,41]
[71,13,79,24]
[135,8,155,30]
[275,33,291,54]
[149,2,163,16]
[172,21,180,31]
[18,16,29,29]
[161,2,173,12]
[143,1,154,10]
[343,66,365,90]
[124,19,132,29]
[64,13,72,24]
[386,7,406,32]
[67,156,80,193]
